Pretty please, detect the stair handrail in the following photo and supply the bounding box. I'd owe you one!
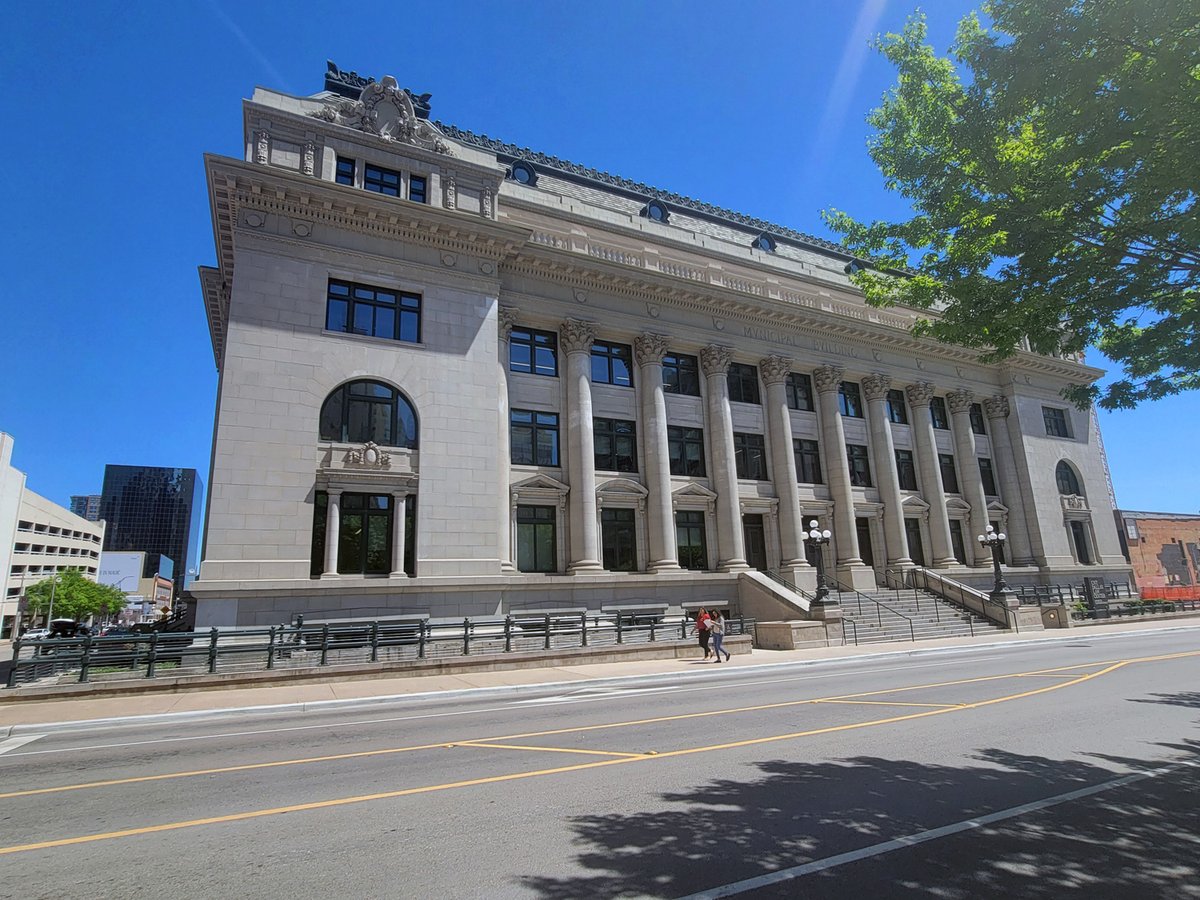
[882,568,938,622]
[831,577,916,642]
[906,567,1016,632]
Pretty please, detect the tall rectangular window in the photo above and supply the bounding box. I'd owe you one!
[886,389,908,424]
[594,418,638,472]
[364,163,402,197]
[663,353,701,396]
[979,457,998,496]
[601,508,637,571]
[895,449,918,490]
[509,328,558,377]
[510,410,560,466]
[847,444,872,487]
[734,433,768,480]
[728,364,761,404]
[950,521,967,564]
[409,174,427,204]
[668,426,705,477]
[930,397,950,429]
[516,506,556,573]
[591,341,633,387]
[1043,407,1071,437]
[793,438,822,484]
[676,510,708,570]
[839,382,864,418]
[969,403,987,435]
[335,156,356,186]
[310,492,391,576]
[786,373,814,411]
[939,453,960,492]
[326,279,421,343]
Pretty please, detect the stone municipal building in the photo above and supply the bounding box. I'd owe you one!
[190,63,1130,627]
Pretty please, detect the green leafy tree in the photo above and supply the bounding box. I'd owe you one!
[824,0,1199,409]
[24,569,127,622]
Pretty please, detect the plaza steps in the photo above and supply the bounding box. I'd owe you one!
[835,586,1008,645]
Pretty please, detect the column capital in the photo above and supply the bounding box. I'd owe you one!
[983,394,1011,419]
[700,344,732,376]
[326,488,343,498]
[861,372,892,402]
[905,380,936,408]
[946,388,975,415]
[498,306,518,342]
[812,365,844,394]
[559,317,595,354]
[634,332,670,367]
[758,354,792,385]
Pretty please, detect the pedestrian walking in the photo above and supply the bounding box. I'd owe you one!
[709,609,730,662]
[692,607,712,659]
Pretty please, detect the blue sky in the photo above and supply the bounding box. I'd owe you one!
[1,0,1194,516]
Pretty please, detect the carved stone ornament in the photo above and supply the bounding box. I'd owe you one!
[443,174,457,209]
[308,75,453,154]
[758,355,792,385]
[559,318,595,353]
[497,306,518,341]
[345,442,391,468]
[482,186,494,218]
[983,395,1011,419]
[812,365,845,394]
[699,344,733,377]
[302,141,315,176]
[634,333,669,367]
[946,389,975,415]
[905,381,936,408]
[861,372,892,401]
[256,130,269,164]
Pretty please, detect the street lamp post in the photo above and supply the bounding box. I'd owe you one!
[803,519,834,605]
[977,524,1015,606]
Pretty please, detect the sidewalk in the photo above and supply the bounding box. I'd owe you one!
[1,618,1197,734]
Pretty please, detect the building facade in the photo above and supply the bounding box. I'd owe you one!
[100,465,203,599]
[69,495,102,522]
[191,65,1129,627]
[1117,511,1200,600]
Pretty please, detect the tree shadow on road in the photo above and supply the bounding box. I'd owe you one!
[519,743,1200,899]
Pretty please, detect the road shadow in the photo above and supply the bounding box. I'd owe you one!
[518,745,1200,899]
[1133,691,1200,710]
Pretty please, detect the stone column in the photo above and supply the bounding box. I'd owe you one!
[560,318,603,573]
[759,355,805,568]
[635,333,681,572]
[390,492,408,577]
[700,345,747,570]
[905,381,958,568]
[946,389,990,566]
[862,373,912,567]
[497,306,517,572]
[323,489,341,577]
[983,395,1035,565]
[812,366,865,573]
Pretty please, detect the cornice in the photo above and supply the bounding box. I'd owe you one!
[198,265,227,369]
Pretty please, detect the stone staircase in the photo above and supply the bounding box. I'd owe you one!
[835,586,1009,645]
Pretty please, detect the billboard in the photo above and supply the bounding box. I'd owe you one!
[97,552,143,591]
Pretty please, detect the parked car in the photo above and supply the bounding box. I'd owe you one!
[48,619,90,639]
[98,625,135,638]
[19,627,50,641]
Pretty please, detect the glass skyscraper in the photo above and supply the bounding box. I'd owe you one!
[100,466,203,598]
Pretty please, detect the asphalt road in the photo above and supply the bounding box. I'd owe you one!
[0,629,1197,899]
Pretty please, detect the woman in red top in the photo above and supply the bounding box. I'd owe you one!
[692,608,712,659]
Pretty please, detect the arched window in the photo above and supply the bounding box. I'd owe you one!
[1055,461,1082,496]
[319,380,418,448]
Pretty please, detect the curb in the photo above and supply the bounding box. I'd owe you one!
[3,622,1197,738]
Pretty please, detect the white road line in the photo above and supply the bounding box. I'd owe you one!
[0,735,45,756]
[678,762,1190,899]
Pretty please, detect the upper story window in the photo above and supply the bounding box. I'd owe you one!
[668,426,705,477]
[319,380,418,448]
[895,449,918,490]
[510,328,558,377]
[886,389,908,424]
[1043,407,1072,438]
[511,410,560,466]
[326,279,421,344]
[364,163,402,197]
[1056,460,1083,495]
[786,373,814,411]
[663,353,701,396]
[728,363,761,405]
[509,160,538,186]
[938,453,959,493]
[839,382,864,418]
[847,444,872,487]
[594,418,638,472]
[335,156,356,186]
[930,397,950,430]
[591,341,633,387]
[752,234,776,252]
[641,199,670,223]
[979,457,998,496]
[793,438,822,484]
[409,175,427,204]
[969,403,987,435]
[733,433,768,481]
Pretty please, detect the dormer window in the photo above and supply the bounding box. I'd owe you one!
[641,199,670,223]
[509,161,538,186]
[752,233,776,252]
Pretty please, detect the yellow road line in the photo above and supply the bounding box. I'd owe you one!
[455,741,648,758]
[814,699,963,709]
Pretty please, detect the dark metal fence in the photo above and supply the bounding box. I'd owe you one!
[6,613,754,689]
[1072,598,1200,621]
[1016,582,1134,605]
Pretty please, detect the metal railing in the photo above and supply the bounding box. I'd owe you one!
[6,613,756,688]
[831,578,916,641]
[906,567,1014,632]
[1016,582,1134,606]
[1072,597,1200,621]
[881,568,941,622]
